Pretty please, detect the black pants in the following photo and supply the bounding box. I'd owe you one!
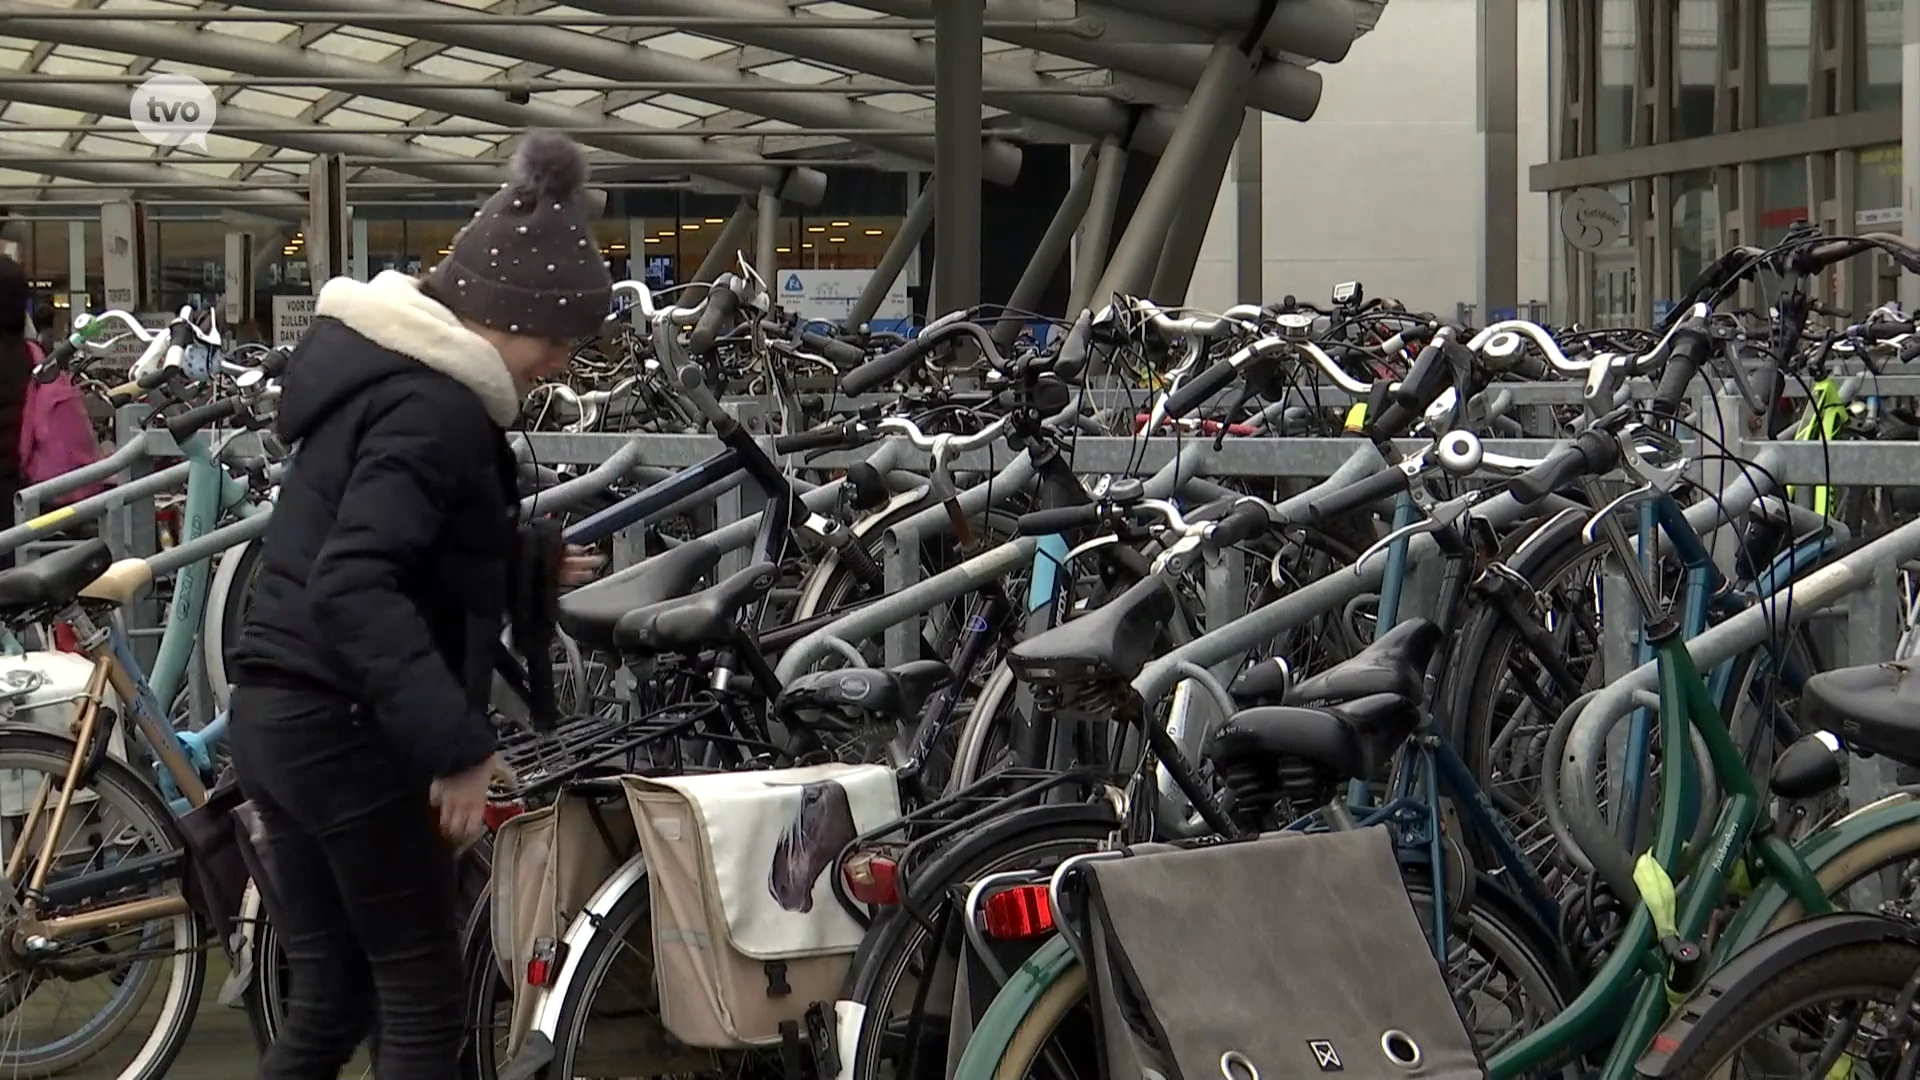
[230,684,463,1080]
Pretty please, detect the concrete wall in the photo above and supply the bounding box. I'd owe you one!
[1187,0,1556,317]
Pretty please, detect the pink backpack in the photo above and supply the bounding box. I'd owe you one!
[19,341,106,502]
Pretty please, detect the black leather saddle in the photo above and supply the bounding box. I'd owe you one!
[1799,661,1920,768]
[612,562,778,655]
[1230,618,1443,707]
[557,539,722,649]
[1006,576,1177,683]
[776,660,955,731]
[0,538,112,615]
[1206,693,1423,782]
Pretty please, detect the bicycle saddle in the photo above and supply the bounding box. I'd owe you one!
[612,561,778,655]
[1006,576,1177,683]
[557,539,722,648]
[1280,618,1443,705]
[1800,661,1920,767]
[776,660,955,731]
[1206,692,1422,783]
[0,538,112,615]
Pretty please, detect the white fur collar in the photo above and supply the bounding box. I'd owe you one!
[314,271,521,427]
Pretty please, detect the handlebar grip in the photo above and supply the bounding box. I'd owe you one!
[137,365,183,391]
[1162,359,1240,421]
[773,424,854,454]
[1901,338,1920,364]
[1508,429,1621,504]
[1392,340,1446,410]
[687,288,738,354]
[1305,466,1409,525]
[32,340,78,384]
[1365,398,1418,441]
[261,348,293,378]
[1651,323,1710,416]
[841,335,933,396]
[1206,500,1273,548]
[1867,321,1916,341]
[1016,504,1104,536]
[798,331,864,368]
[165,398,244,444]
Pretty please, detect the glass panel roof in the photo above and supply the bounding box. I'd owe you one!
[0,0,1385,201]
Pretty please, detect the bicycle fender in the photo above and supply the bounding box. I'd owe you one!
[216,881,264,1007]
[1638,912,1920,1078]
[1715,793,1920,960]
[503,852,649,1075]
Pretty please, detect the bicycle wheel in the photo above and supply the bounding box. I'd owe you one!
[1646,940,1920,1080]
[539,874,783,1080]
[952,876,1571,1080]
[202,536,264,712]
[0,730,206,1080]
[841,808,1118,1080]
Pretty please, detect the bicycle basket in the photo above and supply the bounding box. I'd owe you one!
[1079,827,1484,1080]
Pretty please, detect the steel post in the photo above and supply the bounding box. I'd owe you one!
[934,1,983,314]
[1095,44,1253,301]
[846,178,935,330]
[1070,137,1127,315]
[691,201,757,283]
[1477,0,1519,320]
[1235,110,1262,304]
[1904,0,1920,312]
[993,146,1099,350]
[1149,93,1244,305]
[756,187,779,288]
[1096,0,1360,61]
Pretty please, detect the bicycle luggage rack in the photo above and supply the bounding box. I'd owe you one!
[494,697,768,800]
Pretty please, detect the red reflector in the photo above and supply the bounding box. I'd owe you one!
[843,852,900,906]
[51,623,80,655]
[982,884,1055,940]
[526,938,566,987]
[482,800,526,833]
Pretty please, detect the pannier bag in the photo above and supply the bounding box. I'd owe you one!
[624,763,900,1049]
[1080,827,1485,1080]
[492,789,637,1058]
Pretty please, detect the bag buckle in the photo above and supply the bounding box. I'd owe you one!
[764,960,791,997]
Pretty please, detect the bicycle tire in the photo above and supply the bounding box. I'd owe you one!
[202,535,264,714]
[839,806,1119,1080]
[0,730,206,1080]
[1646,941,1920,1080]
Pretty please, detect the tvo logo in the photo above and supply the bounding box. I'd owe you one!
[130,75,217,150]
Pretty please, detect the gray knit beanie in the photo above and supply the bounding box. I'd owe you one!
[428,130,613,341]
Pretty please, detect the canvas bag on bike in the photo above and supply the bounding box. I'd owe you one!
[623,763,899,1049]
[1078,827,1485,1080]
[491,788,637,1058]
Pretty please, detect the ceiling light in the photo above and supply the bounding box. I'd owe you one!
[802,242,813,249]
[830,220,850,227]
[682,223,699,230]
[609,243,626,251]
[806,225,826,233]
[645,236,661,244]
[776,246,791,253]
[828,236,845,243]
[704,217,724,224]
[863,228,884,236]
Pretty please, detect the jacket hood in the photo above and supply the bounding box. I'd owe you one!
[278,271,521,439]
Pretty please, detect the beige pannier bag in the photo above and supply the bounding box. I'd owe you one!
[623,763,900,1049]
[490,790,636,1058]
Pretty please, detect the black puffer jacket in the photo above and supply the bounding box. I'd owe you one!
[233,272,524,779]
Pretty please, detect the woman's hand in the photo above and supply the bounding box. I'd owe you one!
[558,544,606,588]
[429,753,515,844]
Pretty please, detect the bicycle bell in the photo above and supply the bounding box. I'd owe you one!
[1274,311,1315,341]
[1435,430,1483,474]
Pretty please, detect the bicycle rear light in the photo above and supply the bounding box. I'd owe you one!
[842,851,900,906]
[483,800,527,833]
[526,937,567,988]
[981,884,1054,941]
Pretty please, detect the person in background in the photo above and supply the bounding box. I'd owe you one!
[31,304,58,353]
[229,130,608,1080]
[0,260,37,570]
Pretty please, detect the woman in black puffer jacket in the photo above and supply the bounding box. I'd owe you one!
[230,130,608,1080]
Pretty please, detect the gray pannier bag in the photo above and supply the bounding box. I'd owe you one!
[1075,827,1485,1080]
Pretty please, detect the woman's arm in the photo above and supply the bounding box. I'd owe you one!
[308,397,497,778]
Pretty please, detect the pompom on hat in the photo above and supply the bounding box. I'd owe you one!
[426,129,613,341]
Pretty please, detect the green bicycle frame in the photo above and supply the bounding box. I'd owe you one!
[146,432,266,712]
[1485,630,1830,1080]
[1785,377,1847,517]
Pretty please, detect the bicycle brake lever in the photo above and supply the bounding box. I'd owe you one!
[1580,483,1657,544]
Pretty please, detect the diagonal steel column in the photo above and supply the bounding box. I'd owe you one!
[0,0,825,203]
[1095,0,1359,62]
[1095,45,1254,301]
[845,178,934,330]
[994,145,1099,349]
[1069,138,1127,316]
[1149,92,1246,305]
[236,0,1019,184]
[934,0,983,314]
[0,136,304,217]
[571,0,1154,151]
[691,202,758,283]
[844,0,1323,121]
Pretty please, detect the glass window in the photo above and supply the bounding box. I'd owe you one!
[1673,0,1719,139]
[155,221,223,314]
[1761,0,1811,125]
[1856,144,1902,229]
[1596,0,1638,153]
[1758,157,1810,246]
[1859,0,1901,112]
[1671,171,1721,292]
